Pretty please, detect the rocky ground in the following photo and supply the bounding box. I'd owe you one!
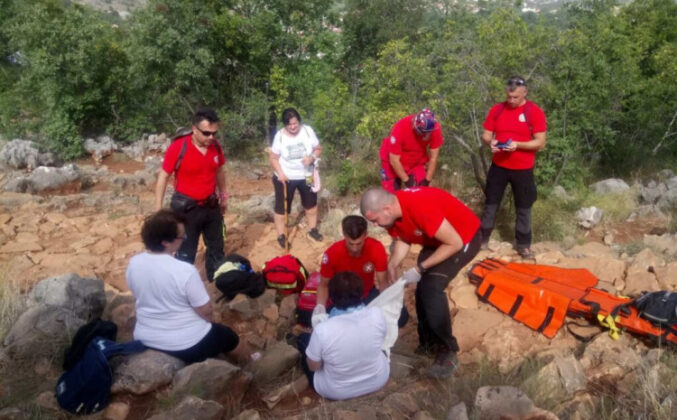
[0,147,676,419]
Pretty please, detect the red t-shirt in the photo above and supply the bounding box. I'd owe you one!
[379,114,443,173]
[161,135,226,200]
[320,237,387,297]
[482,101,546,170]
[387,188,480,247]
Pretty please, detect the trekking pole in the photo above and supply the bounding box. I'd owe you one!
[283,181,289,253]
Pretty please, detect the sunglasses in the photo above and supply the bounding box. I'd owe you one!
[196,127,218,137]
[507,78,526,86]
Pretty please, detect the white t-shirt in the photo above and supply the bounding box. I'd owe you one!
[126,252,211,351]
[306,306,390,400]
[271,125,320,180]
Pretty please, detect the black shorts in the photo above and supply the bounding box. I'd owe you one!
[273,175,318,215]
[160,323,239,365]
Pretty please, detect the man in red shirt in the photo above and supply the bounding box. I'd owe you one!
[314,215,409,327]
[480,76,547,259]
[379,108,443,192]
[154,108,229,281]
[361,187,481,379]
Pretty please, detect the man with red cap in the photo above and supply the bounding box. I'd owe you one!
[379,109,443,192]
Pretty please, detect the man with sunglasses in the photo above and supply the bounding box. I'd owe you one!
[480,76,547,259]
[379,108,443,193]
[155,107,228,281]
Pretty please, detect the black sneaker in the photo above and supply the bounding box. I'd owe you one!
[307,228,323,242]
[428,351,459,379]
[277,234,288,249]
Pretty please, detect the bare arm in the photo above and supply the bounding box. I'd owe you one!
[389,153,409,182]
[193,301,213,323]
[515,131,546,151]
[307,357,322,371]
[154,170,171,211]
[418,220,464,271]
[317,276,330,307]
[268,151,288,182]
[387,239,411,284]
[426,147,440,181]
[374,271,387,291]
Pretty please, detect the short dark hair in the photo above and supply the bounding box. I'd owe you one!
[329,271,364,310]
[342,215,367,240]
[192,107,220,126]
[281,107,302,126]
[141,210,185,252]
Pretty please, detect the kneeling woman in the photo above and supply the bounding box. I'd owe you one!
[126,210,246,364]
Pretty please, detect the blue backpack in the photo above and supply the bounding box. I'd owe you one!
[55,338,145,415]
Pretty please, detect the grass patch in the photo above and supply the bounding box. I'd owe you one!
[0,271,25,341]
[581,189,638,223]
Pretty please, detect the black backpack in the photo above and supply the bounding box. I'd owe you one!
[56,338,145,415]
[214,253,266,301]
[632,291,677,326]
[63,318,118,371]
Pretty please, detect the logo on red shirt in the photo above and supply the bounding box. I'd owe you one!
[414,229,423,236]
[321,253,329,265]
[363,262,374,273]
[390,135,396,145]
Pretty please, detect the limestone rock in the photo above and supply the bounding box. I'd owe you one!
[28,273,106,321]
[447,402,469,420]
[171,358,251,404]
[454,309,505,351]
[448,284,478,310]
[34,391,59,411]
[474,386,535,419]
[147,396,223,420]
[84,136,119,163]
[576,206,603,229]
[3,305,85,359]
[250,341,299,383]
[580,334,643,372]
[103,401,130,420]
[654,262,677,290]
[644,233,677,258]
[0,139,57,169]
[279,294,298,319]
[111,350,185,395]
[589,178,630,194]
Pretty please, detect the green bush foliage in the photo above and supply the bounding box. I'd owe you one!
[0,0,673,188]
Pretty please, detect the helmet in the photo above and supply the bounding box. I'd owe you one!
[414,108,437,133]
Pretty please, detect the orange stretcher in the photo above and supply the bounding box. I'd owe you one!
[468,258,677,344]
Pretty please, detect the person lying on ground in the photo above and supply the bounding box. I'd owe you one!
[126,210,250,365]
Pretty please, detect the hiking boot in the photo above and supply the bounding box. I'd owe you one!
[428,351,459,379]
[516,247,535,259]
[277,234,288,249]
[307,228,323,242]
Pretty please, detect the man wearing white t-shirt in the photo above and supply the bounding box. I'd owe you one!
[303,271,389,400]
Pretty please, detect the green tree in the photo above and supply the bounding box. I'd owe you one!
[3,0,127,158]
